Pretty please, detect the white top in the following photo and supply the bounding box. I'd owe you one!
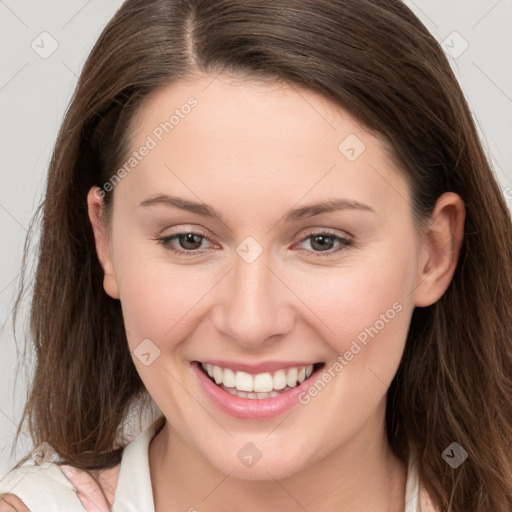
[0,418,424,511]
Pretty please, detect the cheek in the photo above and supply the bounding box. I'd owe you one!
[290,237,417,376]
[333,264,412,353]
[116,264,205,346]
[113,214,417,364]
[283,245,416,454]
[109,235,189,343]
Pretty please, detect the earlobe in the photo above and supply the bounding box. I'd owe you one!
[413,192,465,307]
[86,187,120,299]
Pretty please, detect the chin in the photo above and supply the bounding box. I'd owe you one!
[203,444,312,481]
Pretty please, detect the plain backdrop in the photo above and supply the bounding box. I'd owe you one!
[1,0,511,477]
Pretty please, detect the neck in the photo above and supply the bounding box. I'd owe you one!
[149,409,407,512]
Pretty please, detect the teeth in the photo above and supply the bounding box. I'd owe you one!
[223,387,283,399]
[286,367,298,388]
[273,369,287,390]
[235,371,253,392]
[223,368,236,387]
[213,365,223,385]
[253,373,274,392]
[201,363,316,394]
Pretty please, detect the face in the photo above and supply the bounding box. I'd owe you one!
[88,74,442,480]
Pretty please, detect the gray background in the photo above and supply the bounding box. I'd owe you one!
[1,0,511,476]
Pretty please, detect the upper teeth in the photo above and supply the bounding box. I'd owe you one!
[201,363,314,393]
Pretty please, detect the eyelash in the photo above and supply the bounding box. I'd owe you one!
[155,229,354,258]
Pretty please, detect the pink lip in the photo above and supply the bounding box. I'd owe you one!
[191,361,323,420]
[198,360,319,374]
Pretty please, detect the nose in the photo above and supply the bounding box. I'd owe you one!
[211,251,296,348]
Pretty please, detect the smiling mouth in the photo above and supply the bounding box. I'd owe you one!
[196,361,325,399]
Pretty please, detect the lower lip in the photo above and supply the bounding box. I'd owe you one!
[191,362,322,420]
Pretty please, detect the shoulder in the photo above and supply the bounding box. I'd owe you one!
[77,464,120,507]
[0,493,30,511]
[0,463,85,511]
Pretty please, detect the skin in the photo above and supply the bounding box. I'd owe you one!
[0,466,114,512]
[0,74,465,512]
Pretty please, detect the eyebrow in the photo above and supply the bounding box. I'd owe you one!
[139,194,375,222]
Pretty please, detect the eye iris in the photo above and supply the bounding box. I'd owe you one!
[179,233,203,250]
[310,234,334,251]
[170,233,343,252]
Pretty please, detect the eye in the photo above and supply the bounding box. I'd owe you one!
[156,230,215,256]
[155,229,354,258]
[294,230,353,257]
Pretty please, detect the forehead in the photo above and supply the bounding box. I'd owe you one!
[132,74,375,158]
[116,74,411,222]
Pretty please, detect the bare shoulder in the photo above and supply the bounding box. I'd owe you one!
[0,494,30,511]
[80,463,121,506]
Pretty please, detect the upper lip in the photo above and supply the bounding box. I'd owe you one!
[195,360,322,374]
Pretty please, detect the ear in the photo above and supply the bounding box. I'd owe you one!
[413,192,465,307]
[87,187,120,299]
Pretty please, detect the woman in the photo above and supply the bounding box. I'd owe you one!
[1,0,511,511]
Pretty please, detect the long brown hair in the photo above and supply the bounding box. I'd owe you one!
[10,1,512,510]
